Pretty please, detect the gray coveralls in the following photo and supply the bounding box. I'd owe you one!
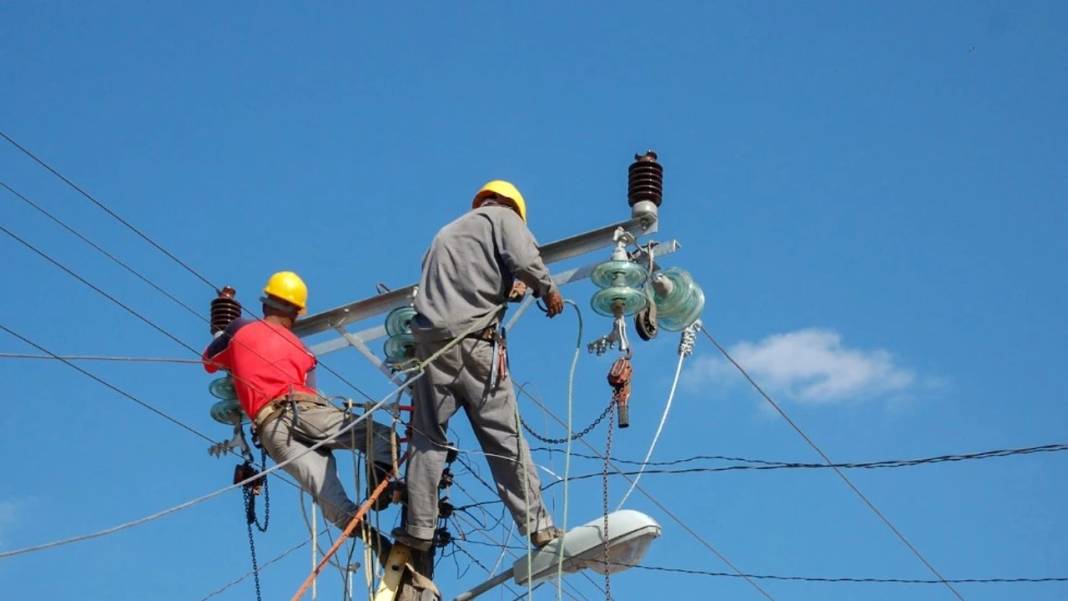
[404,204,557,541]
[257,398,395,529]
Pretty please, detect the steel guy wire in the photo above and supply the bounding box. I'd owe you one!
[513,382,779,601]
[0,373,415,560]
[700,325,966,601]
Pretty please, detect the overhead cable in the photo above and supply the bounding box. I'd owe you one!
[700,325,967,601]
[1,181,204,321]
[513,383,779,601]
[530,442,1068,476]
[0,130,219,291]
[0,373,414,560]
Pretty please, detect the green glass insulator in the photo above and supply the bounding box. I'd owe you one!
[385,306,418,337]
[209,375,237,401]
[591,286,648,317]
[590,260,648,289]
[210,398,247,425]
[383,333,416,365]
[652,268,705,331]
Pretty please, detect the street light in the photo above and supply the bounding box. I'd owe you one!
[453,510,661,601]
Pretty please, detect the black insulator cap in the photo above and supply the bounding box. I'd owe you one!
[628,150,664,207]
[434,527,452,548]
[211,286,242,335]
[438,498,454,518]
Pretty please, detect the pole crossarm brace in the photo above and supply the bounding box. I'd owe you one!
[294,217,655,339]
[304,238,680,357]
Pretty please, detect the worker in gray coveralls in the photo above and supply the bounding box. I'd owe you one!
[393,180,565,551]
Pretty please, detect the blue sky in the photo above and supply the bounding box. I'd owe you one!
[1,2,1066,600]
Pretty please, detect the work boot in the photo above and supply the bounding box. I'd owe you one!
[530,526,564,548]
[365,462,393,511]
[390,526,433,552]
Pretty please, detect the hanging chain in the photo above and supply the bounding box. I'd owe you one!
[520,400,615,445]
[239,446,270,601]
[602,403,614,601]
[243,486,264,601]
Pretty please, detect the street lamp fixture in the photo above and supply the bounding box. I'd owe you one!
[454,510,661,600]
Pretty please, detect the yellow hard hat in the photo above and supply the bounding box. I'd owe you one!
[473,180,527,222]
[263,271,308,312]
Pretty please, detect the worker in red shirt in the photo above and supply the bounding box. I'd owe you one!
[203,271,394,527]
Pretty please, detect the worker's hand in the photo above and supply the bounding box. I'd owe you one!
[544,290,564,318]
[508,280,528,302]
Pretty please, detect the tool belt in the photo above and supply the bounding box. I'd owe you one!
[253,392,325,430]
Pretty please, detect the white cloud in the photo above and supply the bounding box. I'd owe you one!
[687,328,915,405]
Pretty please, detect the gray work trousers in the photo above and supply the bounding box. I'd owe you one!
[258,402,394,529]
[404,336,553,540]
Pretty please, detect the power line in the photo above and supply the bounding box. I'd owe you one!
[0,373,409,559]
[198,533,322,601]
[0,323,214,444]
[0,130,220,292]
[1,181,205,321]
[617,563,1068,586]
[700,325,967,601]
[513,383,779,601]
[530,442,1068,473]
[455,543,1068,586]
[0,352,201,364]
[2,178,377,403]
[0,223,202,355]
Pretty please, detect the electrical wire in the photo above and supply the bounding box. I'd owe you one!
[531,442,1068,470]
[1,181,205,321]
[0,352,202,364]
[513,382,779,601]
[616,563,1068,585]
[454,541,1068,586]
[0,130,219,291]
[2,158,378,404]
[198,531,326,601]
[615,352,685,509]
[700,325,967,601]
[556,299,583,601]
[0,374,414,560]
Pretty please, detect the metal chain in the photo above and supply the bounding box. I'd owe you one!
[602,403,614,601]
[242,486,264,601]
[520,400,614,445]
[240,448,271,601]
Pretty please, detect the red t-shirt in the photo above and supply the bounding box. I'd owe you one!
[202,319,318,418]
